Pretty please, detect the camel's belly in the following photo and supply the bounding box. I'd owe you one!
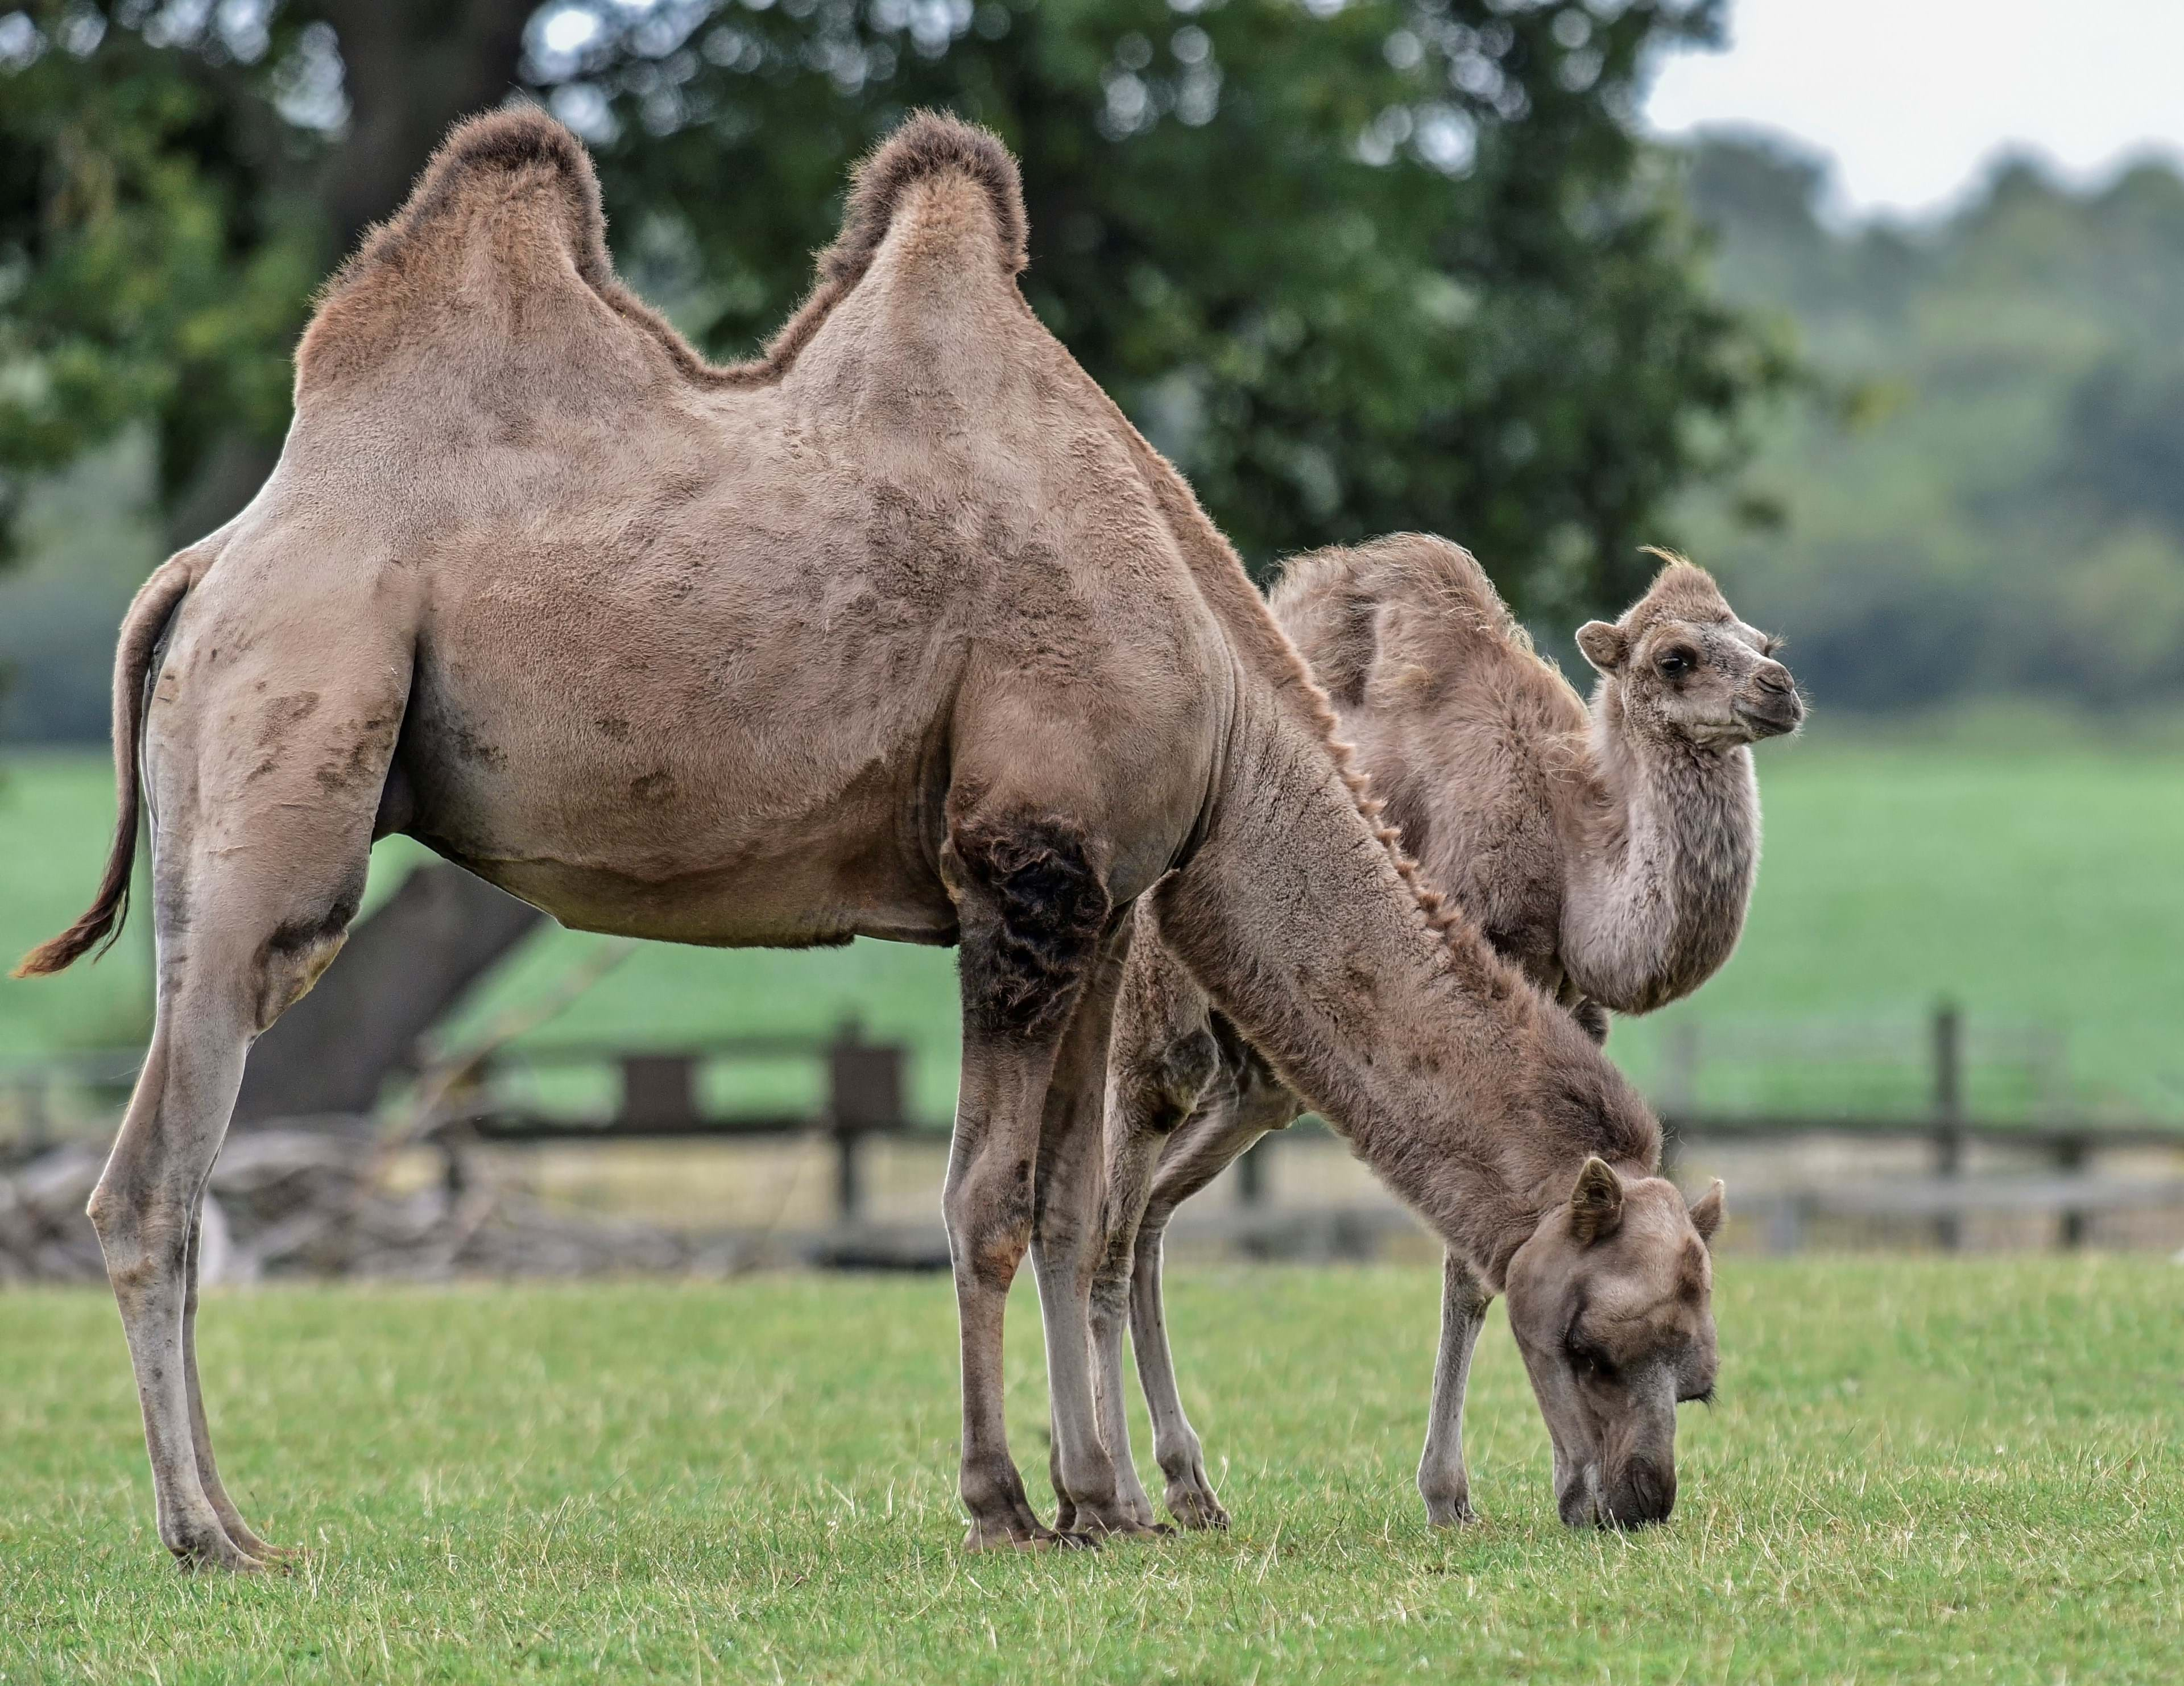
[391,590,963,948]
[398,737,960,949]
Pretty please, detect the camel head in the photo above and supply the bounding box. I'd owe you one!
[1575,553,1802,747]
[1503,1156,1724,1528]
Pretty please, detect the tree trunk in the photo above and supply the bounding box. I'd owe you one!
[313,0,541,255]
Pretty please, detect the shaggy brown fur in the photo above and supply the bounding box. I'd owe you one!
[26,108,1716,1568]
[1091,536,1789,1532]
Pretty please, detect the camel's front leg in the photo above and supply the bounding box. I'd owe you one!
[1027,931,1165,1540]
[942,817,1112,1551]
[1416,1251,1492,1526]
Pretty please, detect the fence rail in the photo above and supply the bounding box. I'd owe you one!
[7,1005,2181,1253]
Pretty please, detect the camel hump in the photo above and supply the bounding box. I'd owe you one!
[342,105,609,291]
[299,106,616,390]
[817,111,1028,288]
[1272,534,1524,708]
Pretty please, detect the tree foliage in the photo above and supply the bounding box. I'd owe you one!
[1682,134,2184,711]
[1,0,1787,617]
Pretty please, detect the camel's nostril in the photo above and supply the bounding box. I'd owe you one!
[1755,665,1794,694]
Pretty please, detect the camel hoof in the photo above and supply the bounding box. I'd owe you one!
[169,1530,268,1575]
[1073,1509,1173,1542]
[963,1516,1098,1553]
[1165,1485,1230,1531]
[1424,1496,1480,1528]
[227,1526,303,1564]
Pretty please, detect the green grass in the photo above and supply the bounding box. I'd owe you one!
[2,1261,2178,1682]
[5,726,2184,1119]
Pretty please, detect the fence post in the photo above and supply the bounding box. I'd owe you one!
[1235,1136,1268,1208]
[1931,1001,1963,1251]
[827,1018,904,1228]
[2053,1135,2088,1249]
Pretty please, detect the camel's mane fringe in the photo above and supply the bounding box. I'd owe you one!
[1264,572,1519,976]
[305,104,1024,394]
[1103,501,1511,998]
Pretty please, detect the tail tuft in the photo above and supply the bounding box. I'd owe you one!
[13,900,129,978]
[819,111,1028,288]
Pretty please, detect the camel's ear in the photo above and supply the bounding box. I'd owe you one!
[1569,1156,1624,1245]
[1687,1178,1726,1246]
[1575,621,1628,675]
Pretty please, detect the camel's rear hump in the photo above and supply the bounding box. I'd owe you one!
[1271,535,1546,711]
[296,108,634,396]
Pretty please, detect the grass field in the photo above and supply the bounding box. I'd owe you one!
[2,1259,2178,1683]
[5,728,2183,1121]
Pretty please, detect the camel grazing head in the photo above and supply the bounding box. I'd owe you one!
[1502,1157,1724,1528]
[1575,552,1802,747]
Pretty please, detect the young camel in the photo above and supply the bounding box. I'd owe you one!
[22,110,1720,1570]
[1094,534,1798,1532]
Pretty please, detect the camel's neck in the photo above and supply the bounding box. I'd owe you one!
[1558,685,1761,1014]
[1151,684,1658,1287]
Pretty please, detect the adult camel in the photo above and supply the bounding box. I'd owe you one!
[22,108,1719,1569]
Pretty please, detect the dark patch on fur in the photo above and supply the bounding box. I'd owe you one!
[315,716,397,794]
[258,691,322,748]
[595,716,631,742]
[954,818,1108,1043]
[260,863,367,969]
[631,770,675,804]
[450,724,506,770]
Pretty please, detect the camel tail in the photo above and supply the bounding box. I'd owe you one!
[14,559,191,978]
[819,111,1028,287]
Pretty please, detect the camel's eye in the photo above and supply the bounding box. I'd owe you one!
[1570,1339,1619,1383]
[1656,649,1694,680]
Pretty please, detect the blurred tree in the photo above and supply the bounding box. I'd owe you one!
[1681,133,2184,714]
[1,0,1790,1118]
[1,0,1787,611]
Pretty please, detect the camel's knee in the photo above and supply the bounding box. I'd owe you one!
[1117,1027,1219,1134]
[949,816,1110,1043]
[86,1178,192,1297]
[945,1154,1036,1291]
[1088,1210,1139,1311]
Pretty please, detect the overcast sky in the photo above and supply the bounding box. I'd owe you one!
[1644,0,2184,218]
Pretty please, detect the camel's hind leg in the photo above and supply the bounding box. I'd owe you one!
[91,634,401,1571]
[183,1210,289,1560]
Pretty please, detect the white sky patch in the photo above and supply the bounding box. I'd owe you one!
[1645,0,2184,217]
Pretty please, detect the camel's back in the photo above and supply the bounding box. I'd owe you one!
[1271,535,1590,987]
